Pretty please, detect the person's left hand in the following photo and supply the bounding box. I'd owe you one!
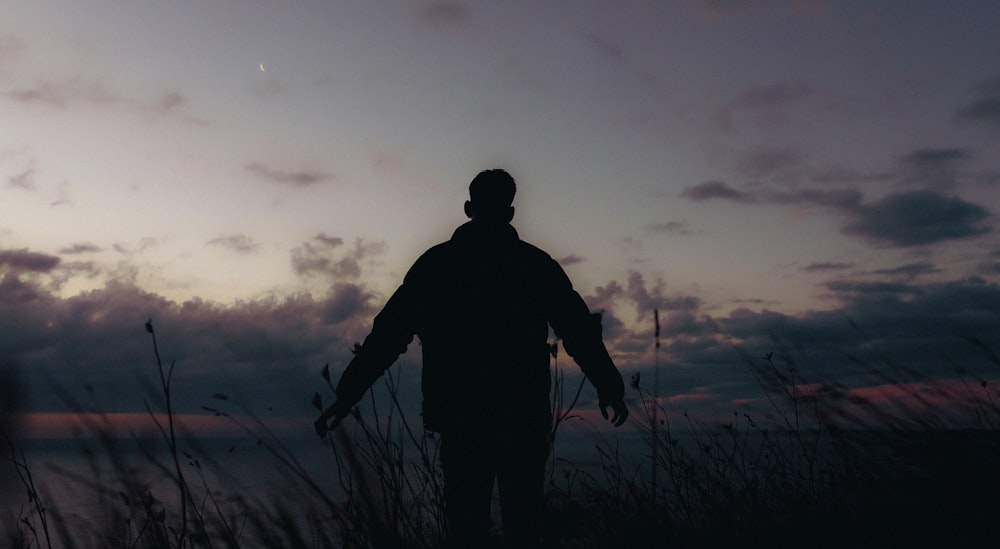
[600,397,629,427]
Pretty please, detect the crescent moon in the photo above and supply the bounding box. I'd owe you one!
[259,62,266,72]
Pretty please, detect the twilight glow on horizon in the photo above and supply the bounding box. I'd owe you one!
[2,1,999,433]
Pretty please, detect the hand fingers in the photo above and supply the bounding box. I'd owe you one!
[313,417,328,438]
[315,403,350,438]
[611,403,629,427]
[600,401,629,427]
[614,409,627,427]
[611,410,622,427]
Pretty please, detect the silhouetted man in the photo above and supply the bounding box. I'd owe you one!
[316,169,628,548]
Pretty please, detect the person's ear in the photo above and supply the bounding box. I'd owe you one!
[464,200,474,219]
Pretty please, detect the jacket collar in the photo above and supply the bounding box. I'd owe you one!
[451,220,519,244]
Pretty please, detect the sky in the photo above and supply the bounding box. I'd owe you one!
[2,1,1000,438]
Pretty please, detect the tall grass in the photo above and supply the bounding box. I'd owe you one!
[4,318,1000,547]
[578,323,1000,548]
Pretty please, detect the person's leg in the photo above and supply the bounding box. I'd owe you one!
[496,427,550,548]
[440,432,496,548]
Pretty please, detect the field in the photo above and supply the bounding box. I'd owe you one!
[4,322,1000,548]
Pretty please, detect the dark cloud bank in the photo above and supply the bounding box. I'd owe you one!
[3,239,999,431]
[0,236,384,423]
[1,273,377,417]
[681,182,992,247]
[664,142,999,423]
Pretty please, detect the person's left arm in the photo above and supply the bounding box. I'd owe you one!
[315,281,418,435]
[544,258,629,427]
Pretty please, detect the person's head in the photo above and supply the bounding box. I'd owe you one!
[465,169,516,223]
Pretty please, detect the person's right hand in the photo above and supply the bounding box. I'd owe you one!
[313,401,351,437]
[600,397,629,427]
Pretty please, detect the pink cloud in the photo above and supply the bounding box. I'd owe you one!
[13,412,311,439]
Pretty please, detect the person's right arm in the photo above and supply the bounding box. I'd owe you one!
[545,260,628,427]
[319,279,418,430]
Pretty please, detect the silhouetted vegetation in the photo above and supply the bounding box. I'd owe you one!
[4,320,1000,547]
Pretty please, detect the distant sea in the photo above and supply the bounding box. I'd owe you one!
[4,427,660,527]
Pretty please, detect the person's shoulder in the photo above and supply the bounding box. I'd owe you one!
[420,239,453,257]
[516,238,550,258]
[515,238,561,269]
[420,239,458,262]
[405,239,454,278]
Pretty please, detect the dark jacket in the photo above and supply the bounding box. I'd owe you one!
[335,220,625,433]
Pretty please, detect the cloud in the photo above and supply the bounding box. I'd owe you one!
[321,282,375,325]
[627,272,702,315]
[980,261,1000,275]
[802,262,854,273]
[4,259,1000,432]
[897,147,971,189]
[843,190,991,247]
[59,242,103,255]
[1,150,35,190]
[667,278,1000,425]
[0,272,380,415]
[47,260,102,291]
[979,171,1000,186]
[870,262,941,279]
[245,163,334,187]
[558,254,585,266]
[981,248,1000,275]
[577,272,705,366]
[292,242,338,277]
[810,166,892,185]
[208,234,260,255]
[112,237,160,256]
[898,148,970,168]
[757,187,863,210]
[824,280,924,299]
[0,248,60,272]
[681,178,990,248]
[680,143,986,249]
[153,91,186,113]
[578,266,1000,418]
[627,273,662,318]
[4,81,70,108]
[681,181,755,203]
[291,235,385,280]
[955,76,1000,128]
[4,76,202,128]
[956,96,1000,127]
[7,169,35,190]
[4,78,119,109]
[50,181,73,207]
[646,221,693,236]
[313,233,344,248]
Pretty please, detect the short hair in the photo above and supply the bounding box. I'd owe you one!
[468,169,516,217]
